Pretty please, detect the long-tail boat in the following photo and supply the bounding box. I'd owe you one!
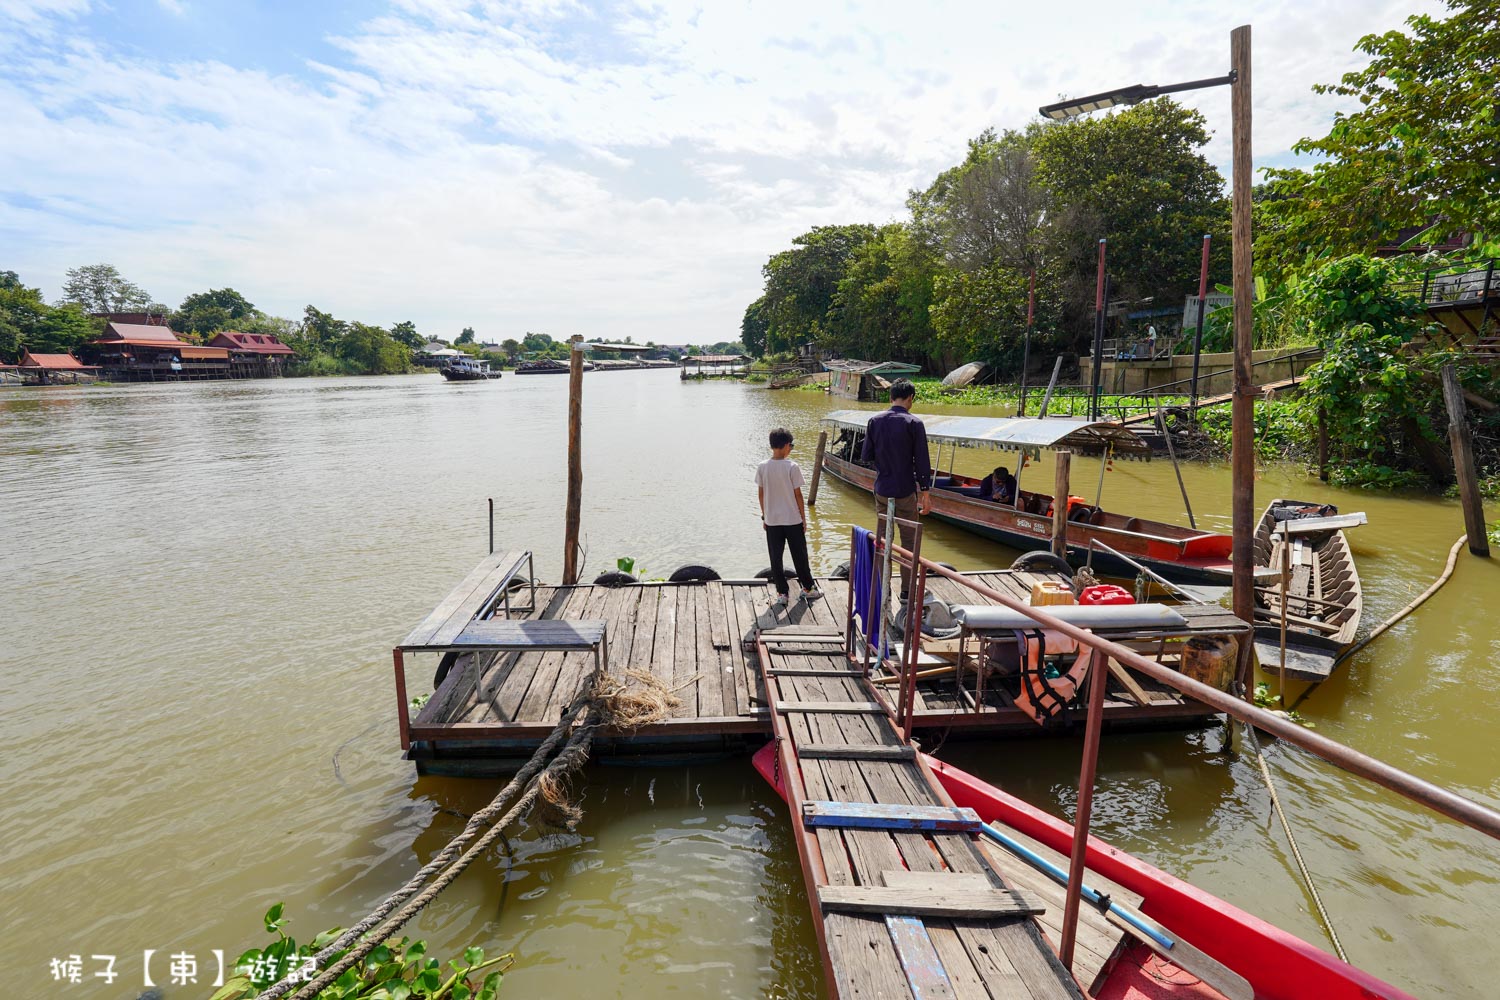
[1251,499,1365,681]
[818,410,1233,582]
[753,744,1413,1000]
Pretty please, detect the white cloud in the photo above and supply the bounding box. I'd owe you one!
[0,0,1445,341]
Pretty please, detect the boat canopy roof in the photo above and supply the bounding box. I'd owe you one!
[819,410,1151,459]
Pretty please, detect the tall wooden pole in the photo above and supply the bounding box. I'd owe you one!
[563,335,585,584]
[1190,234,1211,414]
[1230,25,1256,692]
[808,429,829,507]
[1052,450,1071,559]
[1020,269,1036,417]
[1442,364,1491,556]
[1091,241,1106,420]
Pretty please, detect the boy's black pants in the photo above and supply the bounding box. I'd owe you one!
[765,522,815,596]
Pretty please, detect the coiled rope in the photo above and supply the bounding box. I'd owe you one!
[257,668,678,1000]
[1234,694,1348,963]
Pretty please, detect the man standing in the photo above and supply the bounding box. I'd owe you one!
[861,378,932,604]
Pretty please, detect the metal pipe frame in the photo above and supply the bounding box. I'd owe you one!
[895,551,1500,843]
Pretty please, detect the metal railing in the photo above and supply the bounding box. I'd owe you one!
[873,545,1500,978]
[1393,257,1499,307]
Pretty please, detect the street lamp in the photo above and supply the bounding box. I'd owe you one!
[1040,30,1256,692]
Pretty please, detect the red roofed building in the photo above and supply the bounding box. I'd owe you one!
[17,350,100,385]
[208,331,295,377]
[85,322,233,381]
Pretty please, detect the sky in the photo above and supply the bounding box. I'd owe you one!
[0,0,1442,344]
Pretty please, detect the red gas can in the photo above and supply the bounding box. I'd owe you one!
[1078,584,1134,606]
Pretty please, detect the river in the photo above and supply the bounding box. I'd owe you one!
[2,371,1497,999]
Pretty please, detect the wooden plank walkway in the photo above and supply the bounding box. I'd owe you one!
[758,628,1087,999]
[397,562,1244,771]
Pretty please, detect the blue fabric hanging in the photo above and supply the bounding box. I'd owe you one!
[851,526,879,642]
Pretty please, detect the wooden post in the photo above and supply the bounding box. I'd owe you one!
[563,335,585,584]
[1229,25,1257,697]
[808,429,828,506]
[1278,533,1290,705]
[1038,355,1063,418]
[1442,364,1490,556]
[1052,450,1071,559]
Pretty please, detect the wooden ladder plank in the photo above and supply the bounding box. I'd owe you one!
[884,916,957,1000]
[776,700,886,714]
[818,885,1045,918]
[768,667,866,677]
[803,801,982,832]
[799,744,916,762]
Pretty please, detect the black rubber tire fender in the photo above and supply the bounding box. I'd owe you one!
[592,571,638,588]
[755,567,776,580]
[831,562,850,580]
[668,564,721,583]
[1010,550,1073,575]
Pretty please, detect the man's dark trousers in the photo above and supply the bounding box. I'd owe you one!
[873,492,919,600]
[766,523,815,596]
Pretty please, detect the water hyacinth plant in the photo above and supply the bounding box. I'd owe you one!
[210,903,513,1000]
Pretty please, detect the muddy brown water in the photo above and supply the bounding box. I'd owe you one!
[2,372,1497,998]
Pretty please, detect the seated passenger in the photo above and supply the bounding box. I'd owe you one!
[979,465,1017,504]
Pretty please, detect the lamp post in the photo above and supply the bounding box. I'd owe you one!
[1041,26,1254,660]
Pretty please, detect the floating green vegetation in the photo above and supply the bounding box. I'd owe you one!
[211,904,512,1000]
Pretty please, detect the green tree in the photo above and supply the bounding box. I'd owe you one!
[0,270,46,361]
[173,287,256,340]
[59,263,153,314]
[1260,1,1500,270]
[300,305,348,350]
[1031,100,1231,348]
[456,326,476,345]
[741,295,769,357]
[827,224,937,365]
[500,338,521,360]
[761,224,878,353]
[337,322,411,374]
[390,320,422,348]
[30,303,95,355]
[522,332,554,354]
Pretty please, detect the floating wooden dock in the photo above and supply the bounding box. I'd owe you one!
[759,626,1089,998]
[395,553,1248,774]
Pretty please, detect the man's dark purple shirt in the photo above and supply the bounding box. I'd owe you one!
[861,404,933,498]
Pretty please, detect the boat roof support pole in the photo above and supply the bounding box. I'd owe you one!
[1093,443,1111,507]
[1038,355,1063,418]
[1159,401,1197,528]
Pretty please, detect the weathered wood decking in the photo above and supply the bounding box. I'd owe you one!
[397,563,1244,773]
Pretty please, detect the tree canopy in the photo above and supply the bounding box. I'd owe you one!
[173,287,256,340]
[1258,0,1500,276]
[58,263,154,315]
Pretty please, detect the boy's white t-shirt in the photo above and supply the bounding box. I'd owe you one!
[755,458,805,526]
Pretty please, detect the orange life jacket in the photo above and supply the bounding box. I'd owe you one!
[1013,628,1096,726]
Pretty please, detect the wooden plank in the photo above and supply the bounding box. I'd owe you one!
[778,701,886,714]
[881,870,993,892]
[692,584,724,720]
[671,584,697,718]
[799,744,916,762]
[803,801,982,832]
[401,549,528,648]
[884,916,956,1000]
[725,584,759,714]
[826,913,915,999]
[819,885,1044,918]
[426,550,531,648]
[705,583,739,717]
[502,585,595,722]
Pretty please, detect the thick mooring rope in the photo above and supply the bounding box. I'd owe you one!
[1236,707,1349,964]
[257,668,678,1000]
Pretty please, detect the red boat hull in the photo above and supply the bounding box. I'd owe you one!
[752,743,1413,1000]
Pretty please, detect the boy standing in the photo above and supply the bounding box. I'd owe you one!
[755,427,823,608]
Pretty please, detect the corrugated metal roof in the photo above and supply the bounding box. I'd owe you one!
[97,322,186,345]
[19,351,94,369]
[823,359,922,375]
[819,410,1151,459]
[210,331,295,355]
